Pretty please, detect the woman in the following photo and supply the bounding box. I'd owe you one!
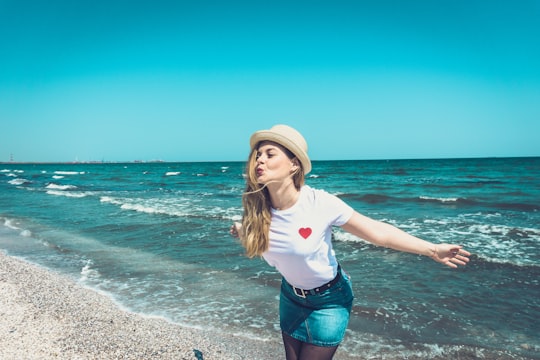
[230,124,470,360]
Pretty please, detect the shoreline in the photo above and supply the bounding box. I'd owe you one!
[0,251,533,360]
[0,251,286,360]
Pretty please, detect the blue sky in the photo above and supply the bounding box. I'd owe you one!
[1,0,539,162]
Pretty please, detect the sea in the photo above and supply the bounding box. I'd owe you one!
[0,158,538,359]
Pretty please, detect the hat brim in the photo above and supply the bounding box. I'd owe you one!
[250,130,312,175]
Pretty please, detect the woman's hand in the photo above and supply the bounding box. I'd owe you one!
[230,222,242,238]
[430,244,471,268]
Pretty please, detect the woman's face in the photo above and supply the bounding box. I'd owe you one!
[254,141,297,185]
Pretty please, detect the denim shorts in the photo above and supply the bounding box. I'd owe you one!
[279,267,354,347]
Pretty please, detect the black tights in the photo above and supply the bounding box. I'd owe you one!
[282,332,339,360]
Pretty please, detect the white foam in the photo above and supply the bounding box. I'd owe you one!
[449,222,540,266]
[420,196,459,202]
[333,229,371,244]
[468,223,540,238]
[8,178,30,186]
[52,175,64,179]
[20,229,32,237]
[165,172,181,176]
[423,219,449,225]
[100,196,122,205]
[3,218,21,230]
[1,218,33,239]
[120,203,161,214]
[46,183,78,190]
[46,190,87,198]
[80,260,101,282]
[102,195,237,222]
[100,196,195,217]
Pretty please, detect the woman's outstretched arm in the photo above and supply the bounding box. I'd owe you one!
[341,211,471,268]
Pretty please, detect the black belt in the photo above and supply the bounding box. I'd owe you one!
[290,266,342,298]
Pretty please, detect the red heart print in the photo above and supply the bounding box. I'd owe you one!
[299,227,312,239]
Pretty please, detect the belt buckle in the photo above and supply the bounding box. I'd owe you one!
[293,286,307,298]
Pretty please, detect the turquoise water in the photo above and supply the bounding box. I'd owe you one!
[1,158,538,359]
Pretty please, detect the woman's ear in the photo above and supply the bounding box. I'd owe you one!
[290,158,300,172]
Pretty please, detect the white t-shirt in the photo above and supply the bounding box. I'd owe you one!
[262,185,354,289]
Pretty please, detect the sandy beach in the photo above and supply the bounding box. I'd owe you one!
[0,251,288,360]
[0,249,534,360]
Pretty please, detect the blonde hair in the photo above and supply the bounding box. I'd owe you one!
[240,144,305,258]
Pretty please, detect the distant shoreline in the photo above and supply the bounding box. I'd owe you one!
[1,156,538,165]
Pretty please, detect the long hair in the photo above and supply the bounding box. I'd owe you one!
[240,143,305,258]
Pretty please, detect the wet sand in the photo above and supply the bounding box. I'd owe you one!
[0,251,286,360]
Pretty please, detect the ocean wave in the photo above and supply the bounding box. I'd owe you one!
[8,178,31,186]
[100,196,192,217]
[120,202,167,214]
[463,224,539,266]
[54,171,85,175]
[1,217,32,237]
[425,216,540,267]
[45,183,78,191]
[46,190,88,198]
[339,328,535,360]
[341,193,470,206]
[2,218,21,230]
[468,223,540,239]
[44,182,87,197]
[419,196,459,203]
[333,230,371,245]
[473,253,540,269]
[341,192,538,212]
[20,229,32,237]
[80,259,101,283]
[3,169,25,175]
[333,219,539,267]
[418,196,483,207]
[99,196,122,205]
[165,172,181,176]
[99,195,240,220]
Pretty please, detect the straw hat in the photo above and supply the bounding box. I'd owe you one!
[250,124,311,174]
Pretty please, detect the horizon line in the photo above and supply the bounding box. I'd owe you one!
[1,155,539,165]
